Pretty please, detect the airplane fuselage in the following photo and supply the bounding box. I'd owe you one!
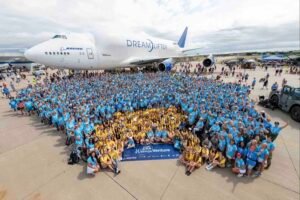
[25,32,182,70]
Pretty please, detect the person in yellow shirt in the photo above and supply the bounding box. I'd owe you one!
[136,131,146,144]
[116,140,124,159]
[201,145,210,163]
[208,147,218,164]
[100,150,120,174]
[106,138,115,149]
[194,145,202,155]
[186,152,202,176]
[179,148,194,168]
[206,152,226,171]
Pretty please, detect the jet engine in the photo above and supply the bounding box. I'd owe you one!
[158,58,174,71]
[202,54,215,68]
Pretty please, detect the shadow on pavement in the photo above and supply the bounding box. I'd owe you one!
[212,167,255,193]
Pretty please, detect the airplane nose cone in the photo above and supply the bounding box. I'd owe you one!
[24,47,35,61]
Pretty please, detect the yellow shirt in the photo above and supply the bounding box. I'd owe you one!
[214,152,221,160]
[194,155,202,164]
[110,150,119,160]
[100,154,111,164]
[138,132,146,139]
[106,140,115,149]
[194,146,202,154]
[202,147,209,157]
[218,156,226,168]
[185,151,194,161]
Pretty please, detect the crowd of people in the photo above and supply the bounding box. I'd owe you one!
[7,71,288,178]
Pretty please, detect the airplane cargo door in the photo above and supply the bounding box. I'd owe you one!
[86,48,94,59]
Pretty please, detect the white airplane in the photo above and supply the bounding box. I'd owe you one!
[0,48,37,71]
[25,27,214,71]
[0,63,10,71]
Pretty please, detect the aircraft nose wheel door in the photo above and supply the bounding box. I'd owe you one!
[86,48,94,59]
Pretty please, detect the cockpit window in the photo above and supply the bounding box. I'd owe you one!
[52,35,67,39]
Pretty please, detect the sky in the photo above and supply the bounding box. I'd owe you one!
[0,0,299,54]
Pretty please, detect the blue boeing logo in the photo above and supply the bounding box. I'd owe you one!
[126,39,167,52]
[60,47,83,51]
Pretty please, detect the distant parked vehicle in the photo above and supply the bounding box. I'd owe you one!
[32,69,45,76]
[269,85,300,122]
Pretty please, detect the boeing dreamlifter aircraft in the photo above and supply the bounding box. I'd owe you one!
[25,27,214,71]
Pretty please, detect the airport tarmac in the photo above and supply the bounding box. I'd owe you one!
[0,66,299,200]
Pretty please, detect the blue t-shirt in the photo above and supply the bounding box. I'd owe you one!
[174,139,181,150]
[75,134,83,146]
[235,158,245,169]
[85,139,95,149]
[263,140,275,151]
[218,139,226,152]
[161,131,168,138]
[87,156,97,166]
[74,128,82,137]
[147,131,154,138]
[52,113,59,124]
[270,126,282,135]
[246,150,258,166]
[9,100,17,109]
[66,121,75,133]
[258,148,269,161]
[195,121,204,129]
[210,124,220,133]
[226,143,237,158]
[58,116,64,125]
[237,147,246,157]
[155,130,162,138]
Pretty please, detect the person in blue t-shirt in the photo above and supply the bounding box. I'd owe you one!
[161,130,171,143]
[25,100,34,115]
[85,137,99,155]
[57,115,65,131]
[264,136,276,169]
[51,111,59,130]
[270,121,288,141]
[253,143,269,177]
[75,130,84,157]
[251,78,256,89]
[246,145,258,177]
[87,151,100,175]
[237,141,246,159]
[218,135,226,153]
[146,130,154,144]
[9,98,18,111]
[232,153,246,177]
[209,122,220,136]
[154,130,162,143]
[173,136,182,150]
[193,118,204,138]
[66,118,75,139]
[226,139,237,167]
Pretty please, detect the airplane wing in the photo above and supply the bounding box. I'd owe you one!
[125,53,204,66]
[125,57,167,65]
[0,48,33,66]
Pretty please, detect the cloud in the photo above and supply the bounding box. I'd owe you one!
[189,21,300,54]
[0,0,298,53]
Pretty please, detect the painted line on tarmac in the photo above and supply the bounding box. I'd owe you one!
[104,172,138,200]
[280,134,300,178]
[159,165,180,200]
[260,176,300,195]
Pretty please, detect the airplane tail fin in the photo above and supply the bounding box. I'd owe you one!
[177,27,188,48]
